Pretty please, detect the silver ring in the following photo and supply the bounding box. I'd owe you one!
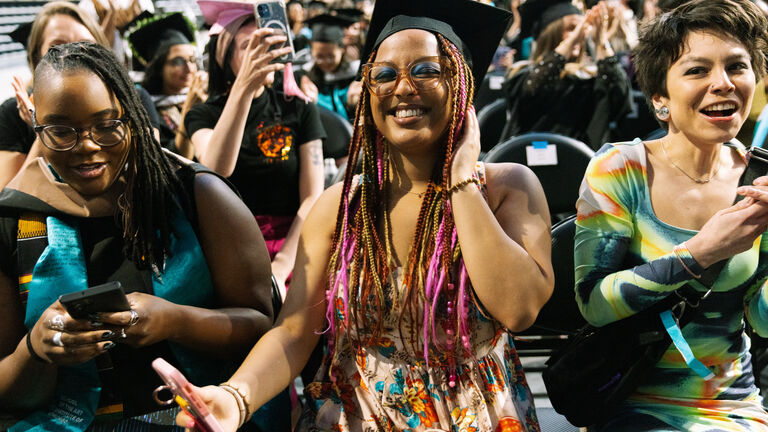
[52,331,64,347]
[129,310,139,326]
[49,314,65,331]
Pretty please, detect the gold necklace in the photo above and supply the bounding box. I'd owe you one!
[660,139,721,184]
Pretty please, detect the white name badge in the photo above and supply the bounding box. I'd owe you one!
[525,142,558,166]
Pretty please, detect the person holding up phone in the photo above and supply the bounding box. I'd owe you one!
[188,0,326,299]
[178,0,551,430]
[573,0,768,429]
[0,42,282,431]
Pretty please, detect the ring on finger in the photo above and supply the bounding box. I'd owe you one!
[52,331,64,347]
[49,314,65,331]
[129,309,140,326]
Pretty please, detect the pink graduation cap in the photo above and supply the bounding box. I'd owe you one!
[198,0,254,35]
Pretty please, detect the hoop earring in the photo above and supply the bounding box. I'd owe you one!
[655,106,670,121]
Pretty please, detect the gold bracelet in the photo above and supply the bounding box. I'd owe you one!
[219,381,253,427]
[673,243,702,279]
[448,177,480,194]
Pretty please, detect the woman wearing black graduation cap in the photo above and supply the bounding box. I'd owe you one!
[502,0,632,150]
[128,12,205,159]
[177,1,551,431]
[298,13,362,120]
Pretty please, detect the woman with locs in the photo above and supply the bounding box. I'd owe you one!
[0,42,276,431]
[575,0,768,429]
[176,0,553,431]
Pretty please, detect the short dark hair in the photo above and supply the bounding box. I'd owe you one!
[634,0,768,101]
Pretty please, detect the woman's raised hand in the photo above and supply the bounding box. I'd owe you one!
[554,15,590,60]
[29,300,118,365]
[451,107,481,181]
[175,385,240,432]
[232,28,292,94]
[12,75,34,127]
[686,179,768,268]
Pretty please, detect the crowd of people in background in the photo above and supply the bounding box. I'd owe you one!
[2,0,768,430]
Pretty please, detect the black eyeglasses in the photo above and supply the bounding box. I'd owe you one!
[166,56,199,68]
[32,111,129,152]
[362,56,451,97]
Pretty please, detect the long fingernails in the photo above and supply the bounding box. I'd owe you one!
[104,342,116,350]
[102,331,114,340]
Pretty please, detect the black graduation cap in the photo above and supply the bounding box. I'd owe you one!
[332,7,365,22]
[519,0,582,40]
[305,13,355,43]
[308,0,328,10]
[358,0,511,92]
[127,12,196,65]
[9,22,32,48]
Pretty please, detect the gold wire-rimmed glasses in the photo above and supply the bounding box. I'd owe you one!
[362,56,451,97]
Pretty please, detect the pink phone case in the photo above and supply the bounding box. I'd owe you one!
[151,358,224,432]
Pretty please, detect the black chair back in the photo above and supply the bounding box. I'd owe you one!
[483,132,594,220]
[317,106,353,160]
[515,215,586,355]
[539,215,586,334]
[611,90,659,143]
[477,98,508,153]
[474,71,506,112]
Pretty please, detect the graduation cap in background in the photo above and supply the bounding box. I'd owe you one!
[519,0,582,40]
[305,13,355,43]
[9,21,32,49]
[359,0,511,92]
[308,0,328,11]
[127,12,196,65]
[332,7,365,22]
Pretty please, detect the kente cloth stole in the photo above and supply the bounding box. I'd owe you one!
[11,210,217,432]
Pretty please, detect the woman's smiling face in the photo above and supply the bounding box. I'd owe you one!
[34,70,130,196]
[655,30,756,145]
[368,29,452,154]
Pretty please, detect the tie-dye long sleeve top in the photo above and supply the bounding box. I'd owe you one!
[574,139,768,430]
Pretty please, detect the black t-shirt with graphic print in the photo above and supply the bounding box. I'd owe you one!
[185,88,326,216]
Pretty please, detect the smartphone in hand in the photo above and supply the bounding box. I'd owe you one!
[736,147,768,202]
[59,281,130,320]
[254,0,296,63]
[152,358,224,432]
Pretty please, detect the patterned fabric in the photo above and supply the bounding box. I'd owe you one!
[299,164,540,432]
[576,139,768,430]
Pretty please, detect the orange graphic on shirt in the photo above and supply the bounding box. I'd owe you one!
[255,123,293,161]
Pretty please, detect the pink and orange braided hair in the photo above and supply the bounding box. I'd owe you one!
[324,33,479,384]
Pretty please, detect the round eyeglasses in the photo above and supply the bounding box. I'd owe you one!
[166,55,200,68]
[33,113,129,152]
[362,56,450,97]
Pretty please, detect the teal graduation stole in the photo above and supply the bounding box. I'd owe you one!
[11,209,218,431]
[11,216,99,431]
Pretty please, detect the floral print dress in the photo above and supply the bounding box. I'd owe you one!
[299,166,541,432]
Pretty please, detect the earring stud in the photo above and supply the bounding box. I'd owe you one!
[655,106,670,121]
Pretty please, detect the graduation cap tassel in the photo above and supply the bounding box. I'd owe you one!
[282,62,312,103]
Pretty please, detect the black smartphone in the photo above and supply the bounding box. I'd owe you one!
[736,146,768,202]
[254,0,296,63]
[60,281,130,319]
